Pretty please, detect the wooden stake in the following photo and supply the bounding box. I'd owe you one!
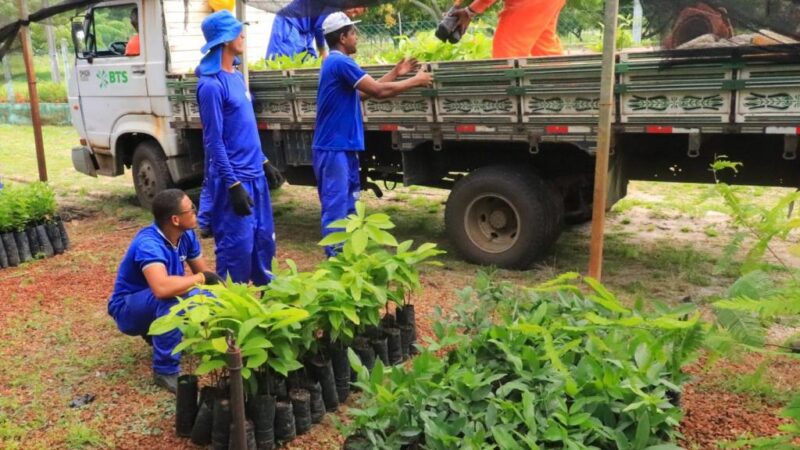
[587,0,619,280]
[17,0,48,182]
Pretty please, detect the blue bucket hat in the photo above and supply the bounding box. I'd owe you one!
[197,10,244,75]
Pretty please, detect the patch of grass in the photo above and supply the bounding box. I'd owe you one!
[65,424,106,449]
[704,226,719,238]
[0,125,133,212]
[709,362,797,407]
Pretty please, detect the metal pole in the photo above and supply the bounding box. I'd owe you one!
[587,0,619,280]
[226,333,247,450]
[235,0,248,89]
[632,0,643,44]
[43,0,61,83]
[61,39,70,82]
[3,58,13,103]
[17,0,48,182]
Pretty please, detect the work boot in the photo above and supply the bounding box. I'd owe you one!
[153,372,178,394]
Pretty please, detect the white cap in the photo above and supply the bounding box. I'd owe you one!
[322,12,360,35]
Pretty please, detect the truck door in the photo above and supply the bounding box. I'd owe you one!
[74,1,150,152]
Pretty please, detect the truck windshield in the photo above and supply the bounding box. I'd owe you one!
[82,3,139,58]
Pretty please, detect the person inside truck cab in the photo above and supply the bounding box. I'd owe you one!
[450,0,566,58]
[311,12,432,256]
[195,10,283,285]
[124,6,140,56]
[107,189,221,393]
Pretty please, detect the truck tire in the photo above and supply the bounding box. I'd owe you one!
[132,141,175,210]
[445,166,562,270]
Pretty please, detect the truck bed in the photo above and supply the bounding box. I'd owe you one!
[167,45,800,146]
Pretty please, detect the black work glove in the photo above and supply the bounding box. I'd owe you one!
[228,182,254,216]
[201,271,223,285]
[263,161,286,190]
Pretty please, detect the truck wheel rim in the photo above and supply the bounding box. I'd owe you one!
[464,194,520,254]
[137,161,157,202]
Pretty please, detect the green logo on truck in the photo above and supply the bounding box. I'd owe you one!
[97,70,129,88]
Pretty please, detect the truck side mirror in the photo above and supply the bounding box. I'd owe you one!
[71,18,93,63]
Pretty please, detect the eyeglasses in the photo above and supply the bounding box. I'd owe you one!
[177,205,197,216]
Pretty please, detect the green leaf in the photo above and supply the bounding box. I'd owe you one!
[172,337,201,355]
[188,305,210,323]
[342,306,360,325]
[241,337,273,352]
[238,317,264,344]
[493,427,522,450]
[367,226,399,247]
[211,337,229,354]
[245,349,268,369]
[352,229,368,254]
[633,410,651,449]
[196,359,226,375]
[319,232,349,246]
[148,315,181,336]
[267,357,304,377]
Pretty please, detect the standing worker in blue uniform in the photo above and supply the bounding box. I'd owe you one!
[266,0,332,60]
[312,13,433,256]
[196,10,283,284]
[108,189,222,393]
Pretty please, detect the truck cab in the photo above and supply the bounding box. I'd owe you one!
[68,0,272,209]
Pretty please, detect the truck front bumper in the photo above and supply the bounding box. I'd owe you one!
[71,146,98,177]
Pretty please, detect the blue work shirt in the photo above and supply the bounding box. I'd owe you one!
[312,51,367,152]
[266,12,328,59]
[197,70,265,188]
[110,224,202,303]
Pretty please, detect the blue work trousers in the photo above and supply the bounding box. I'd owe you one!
[209,175,275,285]
[108,289,182,375]
[312,150,361,257]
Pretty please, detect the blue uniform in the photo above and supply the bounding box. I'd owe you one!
[266,0,331,59]
[197,70,276,285]
[108,224,202,375]
[312,51,367,256]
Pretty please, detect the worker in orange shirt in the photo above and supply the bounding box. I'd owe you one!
[125,6,140,56]
[451,0,566,58]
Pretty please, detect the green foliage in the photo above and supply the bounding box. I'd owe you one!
[148,282,310,385]
[0,82,67,104]
[589,15,636,52]
[706,158,800,448]
[365,27,492,65]
[310,201,443,344]
[0,181,57,233]
[344,272,704,449]
[150,203,442,386]
[246,28,493,71]
[249,52,322,71]
[711,156,800,274]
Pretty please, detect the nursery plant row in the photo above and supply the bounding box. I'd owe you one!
[149,202,443,449]
[0,182,69,269]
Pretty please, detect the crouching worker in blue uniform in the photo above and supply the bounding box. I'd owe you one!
[312,13,433,256]
[108,189,222,393]
[196,10,282,285]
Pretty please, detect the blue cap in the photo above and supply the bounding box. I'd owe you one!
[197,10,244,76]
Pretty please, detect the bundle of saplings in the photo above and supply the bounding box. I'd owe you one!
[149,202,443,449]
[342,272,706,450]
[0,182,69,269]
